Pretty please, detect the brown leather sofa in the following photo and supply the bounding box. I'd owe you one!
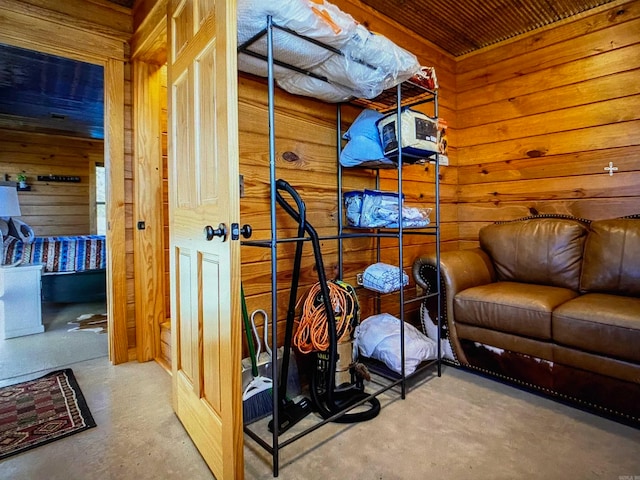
[413,215,640,425]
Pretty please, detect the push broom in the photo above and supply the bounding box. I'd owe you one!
[241,284,274,424]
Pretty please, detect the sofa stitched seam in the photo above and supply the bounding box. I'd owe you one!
[494,214,592,225]
[616,228,628,290]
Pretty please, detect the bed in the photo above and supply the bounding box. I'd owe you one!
[2,235,106,303]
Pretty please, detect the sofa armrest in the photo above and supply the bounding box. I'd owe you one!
[414,249,494,294]
[413,249,496,365]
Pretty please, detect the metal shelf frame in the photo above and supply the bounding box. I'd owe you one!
[239,16,442,477]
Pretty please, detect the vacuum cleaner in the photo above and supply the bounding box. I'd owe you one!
[268,179,380,435]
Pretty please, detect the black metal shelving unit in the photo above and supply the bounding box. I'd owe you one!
[239,16,442,477]
[337,80,442,399]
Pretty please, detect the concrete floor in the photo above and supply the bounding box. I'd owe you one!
[2,356,639,480]
[0,301,107,383]
[1,358,211,480]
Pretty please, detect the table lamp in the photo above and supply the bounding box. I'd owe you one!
[0,181,22,267]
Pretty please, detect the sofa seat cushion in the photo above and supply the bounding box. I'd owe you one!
[552,293,640,363]
[454,281,578,340]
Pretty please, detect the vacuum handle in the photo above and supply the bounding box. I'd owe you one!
[275,178,306,224]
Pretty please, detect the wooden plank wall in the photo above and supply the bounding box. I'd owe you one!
[160,65,171,369]
[0,129,102,236]
[124,57,136,350]
[455,0,640,248]
[239,0,457,348]
[161,65,170,322]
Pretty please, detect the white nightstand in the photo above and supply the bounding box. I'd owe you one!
[0,263,44,339]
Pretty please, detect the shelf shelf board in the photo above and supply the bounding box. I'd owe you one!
[354,284,437,305]
[360,355,440,382]
[350,80,436,113]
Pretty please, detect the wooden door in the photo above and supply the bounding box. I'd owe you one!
[167,1,243,479]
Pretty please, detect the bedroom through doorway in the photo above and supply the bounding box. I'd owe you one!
[0,43,109,384]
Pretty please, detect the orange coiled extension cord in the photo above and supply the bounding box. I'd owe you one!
[293,281,356,354]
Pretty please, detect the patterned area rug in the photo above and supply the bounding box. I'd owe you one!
[0,369,96,460]
[68,313,108,334]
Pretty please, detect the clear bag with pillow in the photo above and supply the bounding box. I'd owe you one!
[360,262,408,293]
[343,190,363,227]
[340,109,394,167]
[354,313,437,375]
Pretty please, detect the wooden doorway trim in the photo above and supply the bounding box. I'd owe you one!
[131,1,168,363]
[0,1,129,364]
[131,61,165,362]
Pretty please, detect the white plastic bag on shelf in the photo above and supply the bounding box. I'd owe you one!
[310,27,420,100]
[312,54,386,100]
[360,263,408,294]
[385,205,432,228]
[342,25,421,92]
[238,0,359,77]
[355,313,437,375]
[237,0,422,102]
[276,73,355,102]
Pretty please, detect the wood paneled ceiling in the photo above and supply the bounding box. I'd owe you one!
[115,0,616,57]
[358,0,617,56]
[0,44,104,139]
[0,43,104,139]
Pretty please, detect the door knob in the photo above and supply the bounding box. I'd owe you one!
[231,223,253,241]
[204,223,228,242]
[240,224,252,239]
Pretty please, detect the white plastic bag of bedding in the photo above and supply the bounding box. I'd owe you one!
[355,313,437,375]
[237,0,359,77]
[276,72,355,102]
[308,26,420,99]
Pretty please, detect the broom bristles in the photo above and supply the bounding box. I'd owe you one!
[243,388,273,424]
[243,376,274,424]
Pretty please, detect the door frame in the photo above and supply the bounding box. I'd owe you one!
[130,0,169,363]
[0,1,129,364]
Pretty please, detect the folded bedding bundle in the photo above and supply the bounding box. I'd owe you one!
[238,0,420,102]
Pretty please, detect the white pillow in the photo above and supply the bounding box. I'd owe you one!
[0,219,8,237]
[355,313,436,375]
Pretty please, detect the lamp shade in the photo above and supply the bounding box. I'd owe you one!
[0,182,21,217]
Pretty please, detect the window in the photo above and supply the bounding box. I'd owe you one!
[95,163,106,235]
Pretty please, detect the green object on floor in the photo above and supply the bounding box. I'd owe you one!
[241,284,273,424]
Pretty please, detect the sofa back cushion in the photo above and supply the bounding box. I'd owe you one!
[580,218,640,296]
[479,218,589,291]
